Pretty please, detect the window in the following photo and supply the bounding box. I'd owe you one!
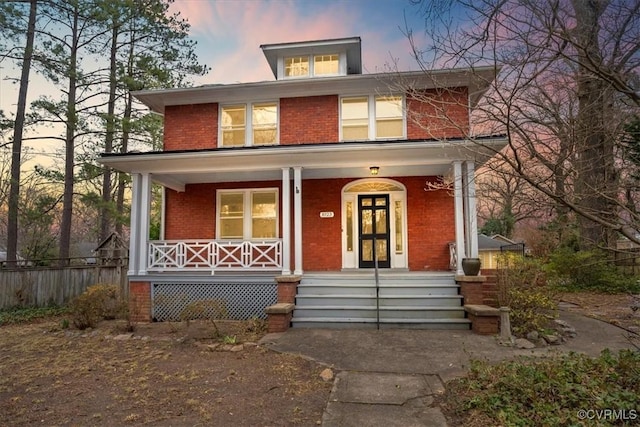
[218,189,278,239]
[341,97,369,140]
[340,95,404,141]
[252,103,277,145]
[220,102,278,147]
[376,96,403,138]
[314,54,339,75]
[284,56,309,77]
[221,105,246,147]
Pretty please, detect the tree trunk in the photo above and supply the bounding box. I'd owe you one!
[6,0,37,267]
[572,0,617,250]
[100,21,118,243]
[58,5,79,266]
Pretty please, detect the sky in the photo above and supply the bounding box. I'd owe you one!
[168,0,427,85]
[0,0,430,165]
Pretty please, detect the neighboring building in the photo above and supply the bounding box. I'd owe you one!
[100,37,506,328]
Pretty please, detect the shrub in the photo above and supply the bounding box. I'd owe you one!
[496,254,557,335]
[444,350,640,426]
[545,248,640,293]
[69,284,124,329]
[179,299,229,338]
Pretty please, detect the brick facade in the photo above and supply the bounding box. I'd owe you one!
[280,95,339,144]
[406,87,469,140]
[164,176,455,271]
[164,103,218,151]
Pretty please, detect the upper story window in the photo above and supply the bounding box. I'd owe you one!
[340,95,404,141]
[220,102,278,147]
[283,53,340,78]
[314,54,339,75]
[284,56,309,77]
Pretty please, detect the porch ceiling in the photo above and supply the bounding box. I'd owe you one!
[100,138,506,192]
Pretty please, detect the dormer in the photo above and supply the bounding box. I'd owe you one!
[260,37,362,80]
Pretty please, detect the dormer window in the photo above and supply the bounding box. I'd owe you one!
[261,37,361,80]
[284,56,309,77]
[314,54,339,75]
[283,54,340,78]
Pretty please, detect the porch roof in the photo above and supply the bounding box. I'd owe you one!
[99,137,506,192]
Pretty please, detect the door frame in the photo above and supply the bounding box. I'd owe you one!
[358,194,391,268]
[341,178,408,269]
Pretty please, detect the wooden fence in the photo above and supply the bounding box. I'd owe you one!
[0,264,128,309]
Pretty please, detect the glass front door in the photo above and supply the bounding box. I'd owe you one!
[358,194,391,268]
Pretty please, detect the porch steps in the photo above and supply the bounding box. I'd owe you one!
[291,272,471,330]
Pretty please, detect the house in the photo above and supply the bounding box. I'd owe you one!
[99,37,507,329]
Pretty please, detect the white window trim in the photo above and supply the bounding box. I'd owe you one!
[216,188,280,240]
[339,94,406,142]
[279,52,346,79]
[218,101,280,147]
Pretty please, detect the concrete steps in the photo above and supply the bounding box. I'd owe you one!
[291,272,470,330]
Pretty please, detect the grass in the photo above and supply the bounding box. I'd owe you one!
[441,349,640,426]
[0,305,69,325]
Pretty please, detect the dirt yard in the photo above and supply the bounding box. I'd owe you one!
[558,291,640,333]
[0,318,331,426]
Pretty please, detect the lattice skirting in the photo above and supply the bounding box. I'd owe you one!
[152,282,277,321]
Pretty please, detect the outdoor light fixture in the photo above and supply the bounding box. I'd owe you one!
[369,166,379,176]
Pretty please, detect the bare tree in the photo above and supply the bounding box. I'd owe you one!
[405,0,640,249]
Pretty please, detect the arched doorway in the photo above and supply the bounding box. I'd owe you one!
[341,179,407,269]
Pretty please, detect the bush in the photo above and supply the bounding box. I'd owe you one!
[496,254,557,335]
[546,248,640,293]
[445,350,640,426]
[69,284,124,329]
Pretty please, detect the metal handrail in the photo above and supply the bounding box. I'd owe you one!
[373,236,380,330]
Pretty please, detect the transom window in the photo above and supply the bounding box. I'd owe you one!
[340,95,404,141]
[218,189,278,239]
[220,103,278,147]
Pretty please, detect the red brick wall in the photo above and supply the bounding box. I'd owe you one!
[164,181,282,239]
[406,87,469,140]
[129,281,151,322]
[302,178,351,270]
[406,176,454,270]
[163,177,455,271]
[164,103,218,151]
[280,95,339,144]
[301,177,454,271]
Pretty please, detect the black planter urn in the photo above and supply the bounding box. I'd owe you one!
[461,257,481,276]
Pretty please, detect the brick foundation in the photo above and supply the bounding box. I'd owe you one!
[468,314,499,335]
[129,281,152,322]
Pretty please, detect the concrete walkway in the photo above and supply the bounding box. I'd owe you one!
[260,310,637,426]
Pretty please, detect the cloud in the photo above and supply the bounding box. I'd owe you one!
[170,0,422,84]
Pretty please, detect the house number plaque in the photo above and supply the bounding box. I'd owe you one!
[320,211,334,218]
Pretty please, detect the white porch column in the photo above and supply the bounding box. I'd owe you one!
[293,167,303,275]
[281,167,291,275]
[137,172,152,275]
[128,173,141,276]
[465,161,479,258]
[453,161,466,275]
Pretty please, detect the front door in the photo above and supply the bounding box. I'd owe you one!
[358,194,391,268]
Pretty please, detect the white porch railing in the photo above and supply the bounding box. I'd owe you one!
[449,242,457,271]
[148,240,282,272]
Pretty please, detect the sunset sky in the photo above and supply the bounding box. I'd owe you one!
[0,0,429,163]
[169,0,427,84]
